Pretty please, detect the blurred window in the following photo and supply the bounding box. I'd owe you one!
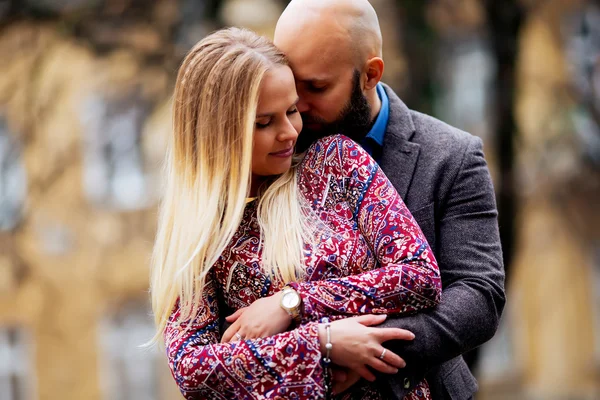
[80,94,151,211]
[99,300,177,400]
[0,120,27,231]
[565,3,600,165]
[0,327,33,400]
[434,35,495,142]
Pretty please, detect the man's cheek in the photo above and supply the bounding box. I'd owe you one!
[321,97,341,117]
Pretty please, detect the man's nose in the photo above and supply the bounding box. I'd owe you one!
[297,98,309,113]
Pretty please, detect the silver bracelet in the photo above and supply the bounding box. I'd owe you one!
[321,317,332,365]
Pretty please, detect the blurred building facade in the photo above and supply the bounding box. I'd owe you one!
[0,0,598,399]
[0,1,189,398]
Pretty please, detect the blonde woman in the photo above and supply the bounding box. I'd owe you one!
[150,27,441,400]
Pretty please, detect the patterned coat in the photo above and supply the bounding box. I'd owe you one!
[164,135,442,399]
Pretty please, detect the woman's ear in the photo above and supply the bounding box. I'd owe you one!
[364,57,384,90]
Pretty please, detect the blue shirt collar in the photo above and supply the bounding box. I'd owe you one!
[364,83,389,147]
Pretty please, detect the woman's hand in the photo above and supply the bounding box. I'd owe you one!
[221,292,292,343]
[319,314,414,382]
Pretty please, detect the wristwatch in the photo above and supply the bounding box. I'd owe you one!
[280,286,302,323]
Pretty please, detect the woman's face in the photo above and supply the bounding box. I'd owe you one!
[252,65,302,180]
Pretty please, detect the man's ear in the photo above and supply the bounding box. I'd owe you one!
[364,57,384,90]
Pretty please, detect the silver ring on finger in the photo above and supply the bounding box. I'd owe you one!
[235,333,244,341]
[379,348,387,360]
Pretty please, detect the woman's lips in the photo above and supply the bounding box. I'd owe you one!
[270,147,294,158]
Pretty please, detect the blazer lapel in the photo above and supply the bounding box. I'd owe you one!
[380,140,420,201]
[379,84,420,200]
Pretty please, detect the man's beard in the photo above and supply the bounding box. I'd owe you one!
[296,70,373,153]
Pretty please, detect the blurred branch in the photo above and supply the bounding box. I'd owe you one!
[484,0,525,273]
[398,0,436,114]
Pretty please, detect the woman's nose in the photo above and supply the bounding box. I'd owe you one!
[277,120,299,142]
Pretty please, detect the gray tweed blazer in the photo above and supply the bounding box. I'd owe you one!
[375,84,505,400]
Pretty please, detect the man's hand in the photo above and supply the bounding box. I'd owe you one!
[221,292,292,342]
[331,367,362,395]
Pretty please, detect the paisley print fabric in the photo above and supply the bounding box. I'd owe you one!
[164,135,442,399]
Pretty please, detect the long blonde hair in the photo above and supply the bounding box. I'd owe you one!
[149,28,314,343]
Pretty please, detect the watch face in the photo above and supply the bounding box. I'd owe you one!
[282,291,300,309]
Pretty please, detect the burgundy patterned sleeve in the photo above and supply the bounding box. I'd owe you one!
[289,135,442,324]
[164,273,326,399]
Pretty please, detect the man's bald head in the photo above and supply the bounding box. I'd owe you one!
[274,0,385,147]
[276,0,382,66]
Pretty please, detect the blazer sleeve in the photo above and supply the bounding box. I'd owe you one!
[165,271,327,399]
[378,135,506,397]
[287,135,441,324]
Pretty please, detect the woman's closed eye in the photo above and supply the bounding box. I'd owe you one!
[256,109,298,129]
[256,118,271,129]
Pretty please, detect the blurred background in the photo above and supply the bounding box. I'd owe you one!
[0,0,599,399]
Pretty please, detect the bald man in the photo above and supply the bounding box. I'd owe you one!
[275,1,505,399]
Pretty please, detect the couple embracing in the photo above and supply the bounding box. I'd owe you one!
[149,1,505,399]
